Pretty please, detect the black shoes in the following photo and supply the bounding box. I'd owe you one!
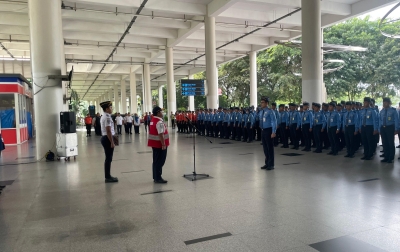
[327,152,334,155]
[291,147,299,150]
[379,154,385,157]
[344,154,354,158]
[314,150,322,153]
[266,166,275,170]
[154,179,168,184]
[105,176,119,183]
[261,165,267,170]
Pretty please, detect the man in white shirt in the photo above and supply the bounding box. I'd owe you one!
[125,112,133,134]
[115,113,123,135]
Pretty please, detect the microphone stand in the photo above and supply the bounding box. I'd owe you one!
[183,115,212,181]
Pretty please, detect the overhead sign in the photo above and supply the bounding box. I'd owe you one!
[181,79,206,96]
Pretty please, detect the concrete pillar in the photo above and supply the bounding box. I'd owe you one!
[120,77,127,113]
[301,0,322,103]
[130,70,137,114]
[158,85,164,108]
[166,47,176,127]
[249,51,257,107]
[114,84,119,113]
[29,0,64,159]
[143,64,152,113]
[205,16,218,109]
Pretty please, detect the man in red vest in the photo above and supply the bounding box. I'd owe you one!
[84,113,93,137]
[148,106,169,183]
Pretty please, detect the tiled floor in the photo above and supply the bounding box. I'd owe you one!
[1,126,400,252]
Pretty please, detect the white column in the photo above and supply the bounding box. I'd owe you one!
[120,77,127,113]
[158,85,164,108]
[114,84,119,113]
[205,16,218,109]
[249,51,257,107]
[130,70,137,114]
[166,47,176,127]
[188,75,195,111]
[143,64,152,112]
[29,0,64,159]
[302,0,322,103]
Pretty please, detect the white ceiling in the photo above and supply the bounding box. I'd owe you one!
[0,0,396,100]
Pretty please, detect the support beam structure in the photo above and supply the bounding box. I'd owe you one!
[120,77,127,113]
[301,0,322,104]
[29,0,63,160]
[130,70,137,114]
[166,47,176,127]
[158,85,164,108]
[114,84,120,113]
[143,63,152,113]
[205,16,218,109]
[249,51,257,107]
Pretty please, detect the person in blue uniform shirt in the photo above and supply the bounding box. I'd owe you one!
[254,107,262,141]
[229,108,236,140]
[223,108,230,139]
[235,108,243,141]
[342,102,359,158]
[371,98,380,149]
[354,102,362,150]
[217,107,224,138]
[313,103,326,153]
[288,103,301,150]
[213,109,218,138]
[321,103,331,149]
[301,102,314,152]
[204,109,210,136]
[246,106,255,143]
[336,103,346,151]
[260,97,277,170]
[379,98,398,163]
[359,97,379,160]
[271,103,280,146]
[326,102,340,156]
[242,108,249,142]
[278,104,289,148]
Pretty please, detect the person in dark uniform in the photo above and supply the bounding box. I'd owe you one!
[326,102,340,156]
[342,102,359,158]
[289,103,301,150]
[100,101,118,183]
[301,102,313,152]
[242,108,249,142]
[271,103,280,146]
[359,97,379,160]
[148,106,169,184]
[235,108,243,141]
[260,97,277,170]
[379,98,398,163]
[94,112,102,136]
[313,103,326,153]
[278,104,289,148]
[246,107,254,143]
[254,107,262,141]
[321,103,330,149]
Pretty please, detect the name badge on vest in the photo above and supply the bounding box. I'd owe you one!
[367,116,370,119]
[263,118,266,122]
[349,120,351,123]
[388,117,391,121]
[330,119,333,122]
[315,119,318,123]
[304,117,306,121]
[150,122,153,125]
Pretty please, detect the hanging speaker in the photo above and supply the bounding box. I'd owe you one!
[60,111,76,133]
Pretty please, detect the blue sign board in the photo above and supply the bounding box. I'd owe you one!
[181,79,205,96]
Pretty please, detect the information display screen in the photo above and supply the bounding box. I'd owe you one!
[181,79,206,96]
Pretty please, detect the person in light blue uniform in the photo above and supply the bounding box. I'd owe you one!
[336,103,346,151]
[278,104,289,148]
[271,103,280,146]
[242,108,249,142]
[342,102,359,158]
[212,109,218,138]
[301,102,313,152]
[229,108,236,140]
[217,107,224,138]
[359,97,379,160]
[379,97,399,163]
[246,106,255,143]
[254,107,262,141]
[204,109,210,136]
[260,97,277,170]
[313,103,326,153]
[223,108,230,139]
[235,108,243,141]
[326,102,341,155]
[289,103,301,150]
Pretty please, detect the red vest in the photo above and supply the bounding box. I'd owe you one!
[148,117,170,148]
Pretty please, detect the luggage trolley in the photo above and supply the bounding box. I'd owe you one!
[56,133,78,161]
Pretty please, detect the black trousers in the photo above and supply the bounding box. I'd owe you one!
[218,122,223,138]
[101,136,114,179]
[313,124,322,152]
[290,124,299,148]
[242,123,248,141]
[302,123,311,150]
[361,125,375,158]
[344,125,356,156]
[117,125,122,135]
[328,126,339,154]
[381,125,395,161]
[171,119,175,129]
[223,122,229,138]
[125,124,129,133]
[134,125,139,134]
[255,121,261,141]
[86,124,92,136]
[322,128,330,148]
[230,123,235,139]
[152,147,167,181]
[262,127,274,167]
[246,123,253,142]
[127,123,132,133]
[280,123,288,147]
[235,123,241,140]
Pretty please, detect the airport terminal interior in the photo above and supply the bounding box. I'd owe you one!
[1,0,400,251]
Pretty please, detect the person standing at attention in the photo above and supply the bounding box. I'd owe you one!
[84,114,93,137]
[125,112,133,134]
[133,113,140,134]
[100,101,118,183]
[260,97,277,171]
[148,106,169,184]
[115,113,123,135]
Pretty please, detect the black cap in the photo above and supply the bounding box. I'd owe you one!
[345,101,352,106]
[383,97,391,103]
[303,102,310,106]
[329,102,336,107]
[337,103,342,107]
[261,97,270,103]
[271,102,277,106]
[312,102,316,106]
[371,98,375,103]
[279,104,285,108]
[152,106,162,115]
[341,101,346,104]
[315,103,321,108]
[364,97,371,103]
[322,103,328,107]
[289,103,295,107]
[100,101,112,109]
